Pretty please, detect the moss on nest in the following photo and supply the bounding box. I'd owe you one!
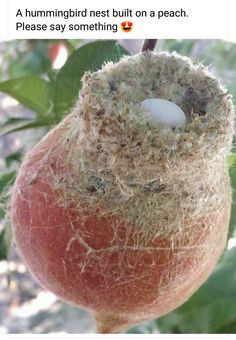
[53,52,234,242]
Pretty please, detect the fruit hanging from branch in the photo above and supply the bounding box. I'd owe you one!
[11,50,234,333]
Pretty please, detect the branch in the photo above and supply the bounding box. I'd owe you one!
[141,39,158,52]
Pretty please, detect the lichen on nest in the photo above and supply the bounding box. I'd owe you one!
[53,52,234,242]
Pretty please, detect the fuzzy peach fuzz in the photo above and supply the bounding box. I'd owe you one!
[11,52,234,333]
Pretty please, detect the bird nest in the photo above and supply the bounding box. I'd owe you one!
[54,52,234,243]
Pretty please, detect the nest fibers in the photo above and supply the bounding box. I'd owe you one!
[54,52,234,243]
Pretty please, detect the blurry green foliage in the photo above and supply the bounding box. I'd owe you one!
[2,40,51,78]
[0,171,15,260]
[0,220,12,260]
[164,39,195,56]
[0,40,129,136]
[228,153,236,238]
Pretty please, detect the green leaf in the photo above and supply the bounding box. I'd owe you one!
[0,221,12,260]
[0,171,16,194]
[157,246,236,333]
[53,40,129,119]
[218,320,236,333]
[228,153,236,237]
[0,171,16,218]
[47,69,58,83]
[0,76,52,116]
[5,150,22,168]
[0,117,51,136]
[0,172,15,260]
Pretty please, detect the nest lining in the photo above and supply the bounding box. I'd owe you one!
[52,52,234,242]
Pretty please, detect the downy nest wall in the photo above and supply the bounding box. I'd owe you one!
[58,52,233,240]
[12,52,234,333]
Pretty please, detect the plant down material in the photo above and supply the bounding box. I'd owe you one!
[11,52,234,333]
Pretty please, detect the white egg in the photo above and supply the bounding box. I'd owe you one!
[141,98,186,128]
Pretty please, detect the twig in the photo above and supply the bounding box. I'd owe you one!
[141,39,158,52]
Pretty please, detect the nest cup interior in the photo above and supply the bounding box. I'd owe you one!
[57,52,234,240]
[78,52,233,153]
